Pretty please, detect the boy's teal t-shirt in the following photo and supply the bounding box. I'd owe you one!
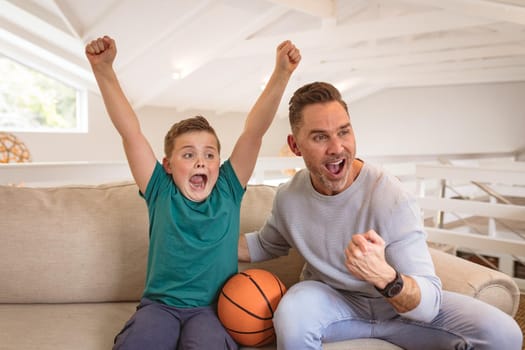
[141,159,245,307]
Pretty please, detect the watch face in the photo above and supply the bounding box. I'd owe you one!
[387,282,403,297]
[375,270,404,298]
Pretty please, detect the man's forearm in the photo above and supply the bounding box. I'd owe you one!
[387,274,421,313]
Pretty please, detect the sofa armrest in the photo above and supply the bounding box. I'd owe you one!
[430,247,520,317]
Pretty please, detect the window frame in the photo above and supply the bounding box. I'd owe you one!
[0,53,88,134]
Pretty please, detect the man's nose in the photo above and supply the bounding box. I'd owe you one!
[327,137,343,154]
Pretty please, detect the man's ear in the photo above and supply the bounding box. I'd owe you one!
[162,157,172,174]
[287,134,301,156]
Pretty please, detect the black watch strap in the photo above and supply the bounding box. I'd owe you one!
[375,270,404,298]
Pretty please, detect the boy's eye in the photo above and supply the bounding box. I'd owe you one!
[183,153,194,159]
[206,153,215,159]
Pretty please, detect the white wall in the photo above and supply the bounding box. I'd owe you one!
[350,82,525,157]
[9,82,525,163]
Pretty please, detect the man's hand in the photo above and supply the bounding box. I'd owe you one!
[85,36,117,69]
[275,40,301,75]
[344,229,396,288]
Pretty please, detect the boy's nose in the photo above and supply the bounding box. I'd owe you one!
[195,157,205,168]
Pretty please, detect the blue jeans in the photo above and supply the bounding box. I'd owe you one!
[273,280,523,350]
[113,298,238,350]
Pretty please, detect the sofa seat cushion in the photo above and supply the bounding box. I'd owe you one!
[240,338,402,350]
[1,303,403,350]
[0,302,136,350]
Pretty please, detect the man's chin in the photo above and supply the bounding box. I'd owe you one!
[318,173,350,194]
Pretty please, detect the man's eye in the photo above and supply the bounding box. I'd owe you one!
[313,134,327,142]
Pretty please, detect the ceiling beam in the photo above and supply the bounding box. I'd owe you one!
[0,0,84,59]
[51,0,82,39]
[399,0,525,26]
[353,64,525,87]
[115,0,214,72]
[266,0,336,18]
[222,10,496,58]
[389,66,525,87]
[320,32,525,63]
[313,45,525,72]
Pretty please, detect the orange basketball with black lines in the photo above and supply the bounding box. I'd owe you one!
[218,269,286,347]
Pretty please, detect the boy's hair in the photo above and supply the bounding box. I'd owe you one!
[164,115,221,158]
[288,82,349,134]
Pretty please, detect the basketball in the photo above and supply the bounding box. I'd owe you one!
[218,268,286,347]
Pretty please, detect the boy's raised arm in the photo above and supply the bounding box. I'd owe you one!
[85,36,156,194]
[229,40,301,187]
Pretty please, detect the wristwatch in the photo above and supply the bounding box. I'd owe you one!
[375,270,404,298]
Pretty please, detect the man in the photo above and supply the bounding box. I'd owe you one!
[238,82,522,349]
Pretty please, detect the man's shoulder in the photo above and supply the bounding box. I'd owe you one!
[276,168,308,192]
[363,162,414,207]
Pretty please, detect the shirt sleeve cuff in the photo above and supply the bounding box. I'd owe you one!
[245,231,275,262]
[399,275,442,322]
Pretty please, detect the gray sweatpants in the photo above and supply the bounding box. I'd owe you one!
[113,298,238,350]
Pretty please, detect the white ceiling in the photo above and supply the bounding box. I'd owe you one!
[1,0,525,117]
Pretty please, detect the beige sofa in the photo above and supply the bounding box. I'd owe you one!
[0,182,520,350]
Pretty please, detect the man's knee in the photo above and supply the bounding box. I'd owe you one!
[474,311,523,350]
[273,281,334,345]
[442,293,523,350]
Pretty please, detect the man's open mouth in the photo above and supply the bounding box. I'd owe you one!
[325,159,345,175]
[189,174,208,189]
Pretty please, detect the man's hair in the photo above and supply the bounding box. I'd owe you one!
[288,82,349,133]
[164,115,221,158]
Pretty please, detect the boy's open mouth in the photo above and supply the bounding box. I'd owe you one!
[325,159,345,175]
[189,174,207,189]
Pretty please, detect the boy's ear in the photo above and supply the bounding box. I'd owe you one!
[287,134,301,156]
[162,157,173,174]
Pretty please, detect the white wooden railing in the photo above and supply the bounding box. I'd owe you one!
[415,161,525,289]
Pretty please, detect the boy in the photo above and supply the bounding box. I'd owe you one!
[85,36,300,349]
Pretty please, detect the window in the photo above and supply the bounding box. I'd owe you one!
[0,54,86,132]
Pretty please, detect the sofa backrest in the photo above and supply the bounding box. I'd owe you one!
[0,182,300,303]
[0,182,149,303]
[239,185,305,289]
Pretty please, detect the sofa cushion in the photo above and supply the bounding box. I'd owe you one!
[0,302,136,350]
[0,302,402,350]
[240,184,277,233]
[241,338,402,350]
[0,182,149,303]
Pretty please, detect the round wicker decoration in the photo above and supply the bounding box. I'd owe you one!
[0,132,31,163]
